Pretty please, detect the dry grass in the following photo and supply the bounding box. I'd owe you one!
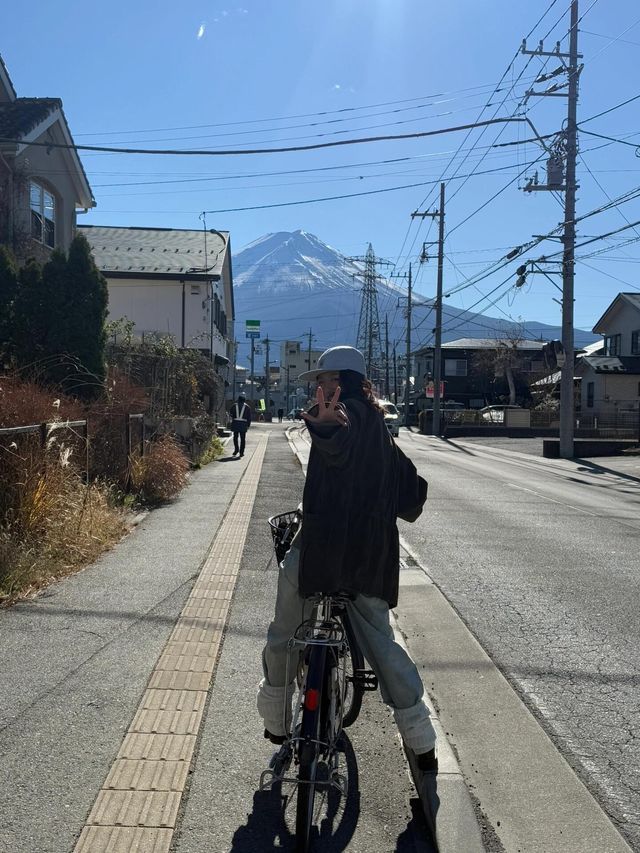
[0,436,126,604]
[130,434,190,504]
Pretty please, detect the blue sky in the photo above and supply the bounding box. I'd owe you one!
[3,0,640,336]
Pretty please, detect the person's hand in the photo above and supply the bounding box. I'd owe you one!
[301,386,348,427]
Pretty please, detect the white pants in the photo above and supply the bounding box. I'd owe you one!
[257,545,437,754]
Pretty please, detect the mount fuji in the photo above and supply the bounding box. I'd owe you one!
[231,230,596,366]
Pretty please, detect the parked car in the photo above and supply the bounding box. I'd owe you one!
[479,404,522,423]
[378,400,400,437]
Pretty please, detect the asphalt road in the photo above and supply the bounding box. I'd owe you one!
[397,431,640,851]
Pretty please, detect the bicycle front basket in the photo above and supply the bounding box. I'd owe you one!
[268,510,301,563]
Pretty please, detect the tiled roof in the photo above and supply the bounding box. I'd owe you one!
[0,98,61,140]
[78,225,229,277]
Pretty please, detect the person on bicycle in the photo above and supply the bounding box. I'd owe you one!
[257,345,437,772]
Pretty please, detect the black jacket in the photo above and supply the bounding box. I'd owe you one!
[299,397,426,608]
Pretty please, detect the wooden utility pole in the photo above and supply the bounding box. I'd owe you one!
[521,2,581,458]
[412,182,445,435]
[306,328,314,399]
[263,335,271,411]
[404,265,412,427]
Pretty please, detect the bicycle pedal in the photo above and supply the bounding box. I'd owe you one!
[351,668,378,691]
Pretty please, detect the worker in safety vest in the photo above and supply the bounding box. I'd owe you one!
[230,395,252,457]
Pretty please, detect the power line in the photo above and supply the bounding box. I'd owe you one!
[0,117,534,158]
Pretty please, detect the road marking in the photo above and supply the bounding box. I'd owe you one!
[505,481,601,516]
[74,435,268,853]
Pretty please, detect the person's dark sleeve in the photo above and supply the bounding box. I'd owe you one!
[246,407,252,427]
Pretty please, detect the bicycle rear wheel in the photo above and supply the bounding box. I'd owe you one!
[341,613,365,728]
[295,645,326,852]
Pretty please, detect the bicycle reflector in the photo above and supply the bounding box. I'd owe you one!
[304,688,320,711]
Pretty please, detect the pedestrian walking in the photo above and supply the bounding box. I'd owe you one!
[257,345,437,772]
[230,394,251,457]
[277,408,284,423]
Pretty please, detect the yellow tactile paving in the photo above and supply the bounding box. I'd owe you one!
[130,707,205,736]
[87,790,181,827]
[74,436,268,852]
[118,733,196,762]
[104,759,190,792]
[139,688,208,712]
[147,670,211,692]
[75,826,173,853]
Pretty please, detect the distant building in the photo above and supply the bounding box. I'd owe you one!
[577,293,640,416]
[414,338,546,408]
[279,340,324,405]
[0,54,94,261]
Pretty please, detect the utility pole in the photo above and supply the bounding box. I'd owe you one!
[231,340,238,400]
[412,182,445,435]
[263,335,271,411]
[521,2,581,458]
[305,328,315,399]
[561,0,579,459]
[249,337,255,405]
[404,265,413,427]
[384,315,390,398]
[392,341,398,404]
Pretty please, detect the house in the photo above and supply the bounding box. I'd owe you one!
[78,224,234,371]
[413,338,546,408]
[0,55,94,261]
[577,293,640,415]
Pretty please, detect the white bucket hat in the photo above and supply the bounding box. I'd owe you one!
[298,345,367,382]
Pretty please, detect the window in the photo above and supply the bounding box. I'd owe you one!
[30,181,56,248]
[444,358,467,377]
[603,334,621,356]
[632,330,640,355]
[587,382,594,408]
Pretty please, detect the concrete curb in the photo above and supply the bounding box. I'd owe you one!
[391,607,485,853]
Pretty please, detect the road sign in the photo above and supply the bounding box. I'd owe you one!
[246,331,260,339]
[246,320,260,331]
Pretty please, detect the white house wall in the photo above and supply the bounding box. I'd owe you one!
[106,278,211,350]
[581,369,639,414]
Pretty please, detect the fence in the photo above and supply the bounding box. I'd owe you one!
[437,408,640,440]
[0,414,145,486]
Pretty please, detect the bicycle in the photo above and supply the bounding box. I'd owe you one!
[260,511,378,852]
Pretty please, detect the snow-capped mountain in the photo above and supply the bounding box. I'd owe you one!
[231,230,596,365]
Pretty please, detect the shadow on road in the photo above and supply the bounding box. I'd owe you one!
[574,457,640,486]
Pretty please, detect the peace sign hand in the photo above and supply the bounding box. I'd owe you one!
[301,386,348,427]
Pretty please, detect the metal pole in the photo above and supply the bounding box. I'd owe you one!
[559,0,579,459]
[432,183,445,436]
[250,337,255,404]
[403,264,412,427]
[385,315,390,398]
[306,328,313,400]
[393,342,398,404]
[264,335,270,410]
